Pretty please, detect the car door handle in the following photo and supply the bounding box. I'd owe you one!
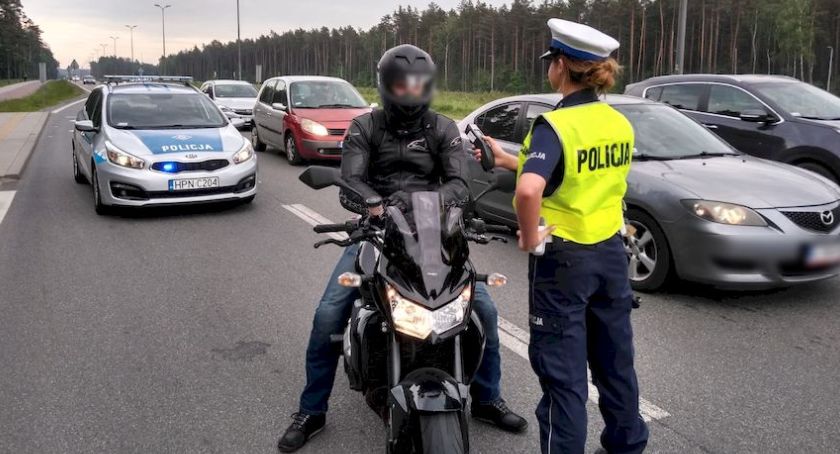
[703,124,718,129]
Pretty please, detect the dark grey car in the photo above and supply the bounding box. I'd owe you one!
[459,94,840,291]
[625,74,840,185]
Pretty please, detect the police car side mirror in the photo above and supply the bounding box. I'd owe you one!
[272,102,287,111]
[369,102,379,108]
[74,120,97,132]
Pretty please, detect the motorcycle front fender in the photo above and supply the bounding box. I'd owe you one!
[389,368,468,414]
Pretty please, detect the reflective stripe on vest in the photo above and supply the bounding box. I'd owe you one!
[517,102,633,245]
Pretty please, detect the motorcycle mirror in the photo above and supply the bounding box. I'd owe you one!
[299,166,342,190]
[495,172,516,193]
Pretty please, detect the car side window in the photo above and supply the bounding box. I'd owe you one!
[259,80,276,104]
[526,103,553,131]
[476,103,521,143]
[84,90,99,119]
[658,84,705,111]
[273,81,287,106]
[90,91,103,128]
[706,85,768,117]
[644,86,664,101]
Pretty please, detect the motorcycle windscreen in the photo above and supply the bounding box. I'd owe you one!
[384,191,469,308]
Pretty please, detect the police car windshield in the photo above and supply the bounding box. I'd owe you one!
[289,81,368,108]
[616,104,738,159]
[752,81,840,120]
[107,93,228,129]
[214,83,257,98]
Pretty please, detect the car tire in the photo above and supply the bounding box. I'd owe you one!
[91,164,110,216]
[251,126,266,152]
[72,147,86,184]
[285,134,304,166]
[797,161,838,185]
[625,208,672,292]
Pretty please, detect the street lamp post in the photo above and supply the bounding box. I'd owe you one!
[109,36,119,57]
[154,3,172,74]
[236,0,242,80]
[125,25,138,63]
[675,0,688,74]
[99,43,108,57]
[828,46,835,93]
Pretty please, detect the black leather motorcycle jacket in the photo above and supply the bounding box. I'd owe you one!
[339,109,470,214]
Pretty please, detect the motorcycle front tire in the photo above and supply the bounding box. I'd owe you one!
[419,412,465,454]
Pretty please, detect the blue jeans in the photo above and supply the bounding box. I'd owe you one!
[299,244,502,415]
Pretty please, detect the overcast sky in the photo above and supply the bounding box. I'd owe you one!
[22,0,513,68]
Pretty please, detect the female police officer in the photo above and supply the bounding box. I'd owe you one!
[478,18,649,454]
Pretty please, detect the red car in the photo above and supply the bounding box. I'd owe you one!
[251,76,373,164]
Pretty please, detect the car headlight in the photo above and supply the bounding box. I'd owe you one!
[105,142,145,169]
[232,141,254,164]
[387,284,471,340]
[300,118,329,136]
[219,105,233,112]
[682,200,767,226]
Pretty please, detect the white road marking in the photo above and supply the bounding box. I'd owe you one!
[284,203,670,422]
[0,191,16,225]
[51,98,85,115]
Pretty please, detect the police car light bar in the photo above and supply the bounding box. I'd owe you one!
[103,75,194,86]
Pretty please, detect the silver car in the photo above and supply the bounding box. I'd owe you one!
[199,79,258,128]
[460,94,840,291]
[72,76,257,214]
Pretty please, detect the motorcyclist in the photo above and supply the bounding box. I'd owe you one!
[277,44,528,453]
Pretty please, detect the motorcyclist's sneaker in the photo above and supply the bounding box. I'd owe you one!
[277,413,326,453]
[471,399,528,433]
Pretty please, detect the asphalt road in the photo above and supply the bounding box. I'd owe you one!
[1,108,839,453]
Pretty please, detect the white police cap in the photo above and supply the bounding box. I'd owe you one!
[540,18,619,61]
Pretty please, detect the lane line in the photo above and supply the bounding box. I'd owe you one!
[282,203,670,422]
[51,98,86,115]
[0,191,16,225]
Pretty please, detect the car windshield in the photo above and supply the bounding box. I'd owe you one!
[214,83,257,98]
[107,92,228,129]
[615,104,738,159]
[752,81,840,120]
[289,81,367,108]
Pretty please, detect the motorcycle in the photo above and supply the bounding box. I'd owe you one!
[298,166,512,454]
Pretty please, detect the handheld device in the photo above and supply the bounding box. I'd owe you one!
[465,123,495,171]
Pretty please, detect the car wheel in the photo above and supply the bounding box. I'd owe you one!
[285,134,304,165]
[91,165,110,216]
[72,147,86,184]
[625,208,672,292]
[797,161,838,185]
[251,126,266,152]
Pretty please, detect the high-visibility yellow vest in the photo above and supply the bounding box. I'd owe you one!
[517,101,633,245]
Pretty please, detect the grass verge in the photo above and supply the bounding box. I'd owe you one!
[355,86,513,120]
[0,80,85,112]
[0,79,23,88]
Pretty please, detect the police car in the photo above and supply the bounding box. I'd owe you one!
[71,76,257,214]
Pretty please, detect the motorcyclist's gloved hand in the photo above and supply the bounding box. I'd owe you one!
[386,191,412,213]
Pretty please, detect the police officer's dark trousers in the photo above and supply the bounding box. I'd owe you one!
[528,234,649,454]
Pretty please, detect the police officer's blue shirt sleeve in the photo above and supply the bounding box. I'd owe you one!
[521,122,562,181]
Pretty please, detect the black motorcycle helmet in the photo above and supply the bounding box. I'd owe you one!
[377,44,436,125]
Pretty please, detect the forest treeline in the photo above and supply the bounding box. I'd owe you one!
[0,0,58,80]
[149,0,839,93]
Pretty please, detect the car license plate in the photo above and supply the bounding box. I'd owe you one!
[168,177,220,192]
[804,243,840,268]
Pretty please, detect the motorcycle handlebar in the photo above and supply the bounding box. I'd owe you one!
[313,222,355,234]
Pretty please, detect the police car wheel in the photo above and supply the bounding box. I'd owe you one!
[625,209,671,291]
[251,127,266,152]
[72,147,86,184]
[285,134,303,165]
[92,165,110,216]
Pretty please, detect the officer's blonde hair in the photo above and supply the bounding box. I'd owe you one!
[559,55,621,94]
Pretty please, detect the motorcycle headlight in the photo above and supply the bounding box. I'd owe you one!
[301,118,329,136]
[232,141,254,164]
[105,142,145,169]
[387,285,471,340]
[682,200,767,226]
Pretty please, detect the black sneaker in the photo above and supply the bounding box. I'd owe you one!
[471,399,528,433]
[277,413,326,453]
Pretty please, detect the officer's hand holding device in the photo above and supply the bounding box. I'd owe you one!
[466,123,495,171]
